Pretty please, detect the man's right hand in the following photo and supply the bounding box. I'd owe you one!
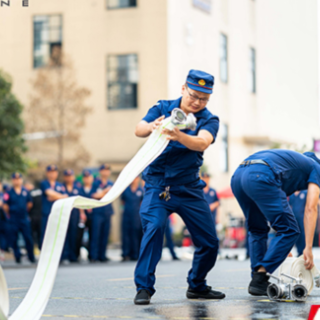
[150,115,165,133]
[303,247,314,270]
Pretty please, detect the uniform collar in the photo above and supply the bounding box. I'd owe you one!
[168,97,209,119]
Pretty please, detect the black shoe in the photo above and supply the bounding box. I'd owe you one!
[186,286,226,300]
[248,272,270,296]
[134,289,151,305]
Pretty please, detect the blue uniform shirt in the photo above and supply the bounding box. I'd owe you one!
[245,149,320,196]
[40,180,66,216]
[79,184,98,218]
[289,191,307,216]
[121,186,144,217]
[4,187,32,220]
[142,97,220,186]
[203,187,219,223]
[93,178,114,215]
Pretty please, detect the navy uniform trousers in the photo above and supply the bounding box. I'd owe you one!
[231,164,300,274]
[8,218,35,262]
[90,212,111,261]
[61,209,80,261]
[134,183,219,295]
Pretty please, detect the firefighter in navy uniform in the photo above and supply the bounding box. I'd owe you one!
[121,176,143,261]
[231,150,320,296]
[3,173,35,263]
[133,70,225,304]
[40,165,67,247]
[61,169,86,262]
[90,164,114,262]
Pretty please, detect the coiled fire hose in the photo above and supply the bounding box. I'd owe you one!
[278,256,320,295]
[267,256,320,302]
[0,108,197,320]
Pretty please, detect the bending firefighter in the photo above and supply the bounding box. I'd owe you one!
[133,69,225,305]
[231,149,320,296]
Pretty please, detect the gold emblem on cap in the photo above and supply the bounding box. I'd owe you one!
[198,79,206,86]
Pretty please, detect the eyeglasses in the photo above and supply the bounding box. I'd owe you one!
[185,86,209,104]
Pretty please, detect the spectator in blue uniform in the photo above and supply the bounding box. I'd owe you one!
[40,165,67,248]
[201,173,220,224]
[231,150,320,296]
[3,173,35,263]
[133,69,225,304]
[0,181,7,261]
[164,217,179,260]
[61,169,86,262]
[121,176,143,261]
[289,190,307,256]
[79,169,97,260]
[90,164,114,262]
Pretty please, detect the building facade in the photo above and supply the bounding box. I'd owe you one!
[1,0,320,239]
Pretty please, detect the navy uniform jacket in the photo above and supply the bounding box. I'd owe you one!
[79,184,98,218]
[245,150,320,196]
[93,178,114,216]
[64,183,81,214]
[3,187,32,220]
[289,191,307,217]
[121,186,143,227]
[142,97,220,187]
[40,180,66,216]
[204,187,219,223]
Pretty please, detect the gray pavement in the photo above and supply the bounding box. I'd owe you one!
[3,249,320,320]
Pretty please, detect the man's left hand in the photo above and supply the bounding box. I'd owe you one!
[162,127,181,141]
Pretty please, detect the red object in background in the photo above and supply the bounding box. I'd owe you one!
[217,187,234,199]
[182,238,193,247]
[308,305,320,320]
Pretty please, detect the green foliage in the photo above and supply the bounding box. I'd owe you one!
[0,70,27,177]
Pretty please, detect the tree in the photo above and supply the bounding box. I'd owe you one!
[0,70,27,177]
[25,53,92,171]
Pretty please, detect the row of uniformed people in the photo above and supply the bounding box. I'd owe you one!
[0,165,221,264]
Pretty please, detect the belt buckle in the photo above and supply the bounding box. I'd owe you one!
[245,160,250,166]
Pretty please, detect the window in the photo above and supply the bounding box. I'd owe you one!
[249,48,256,93]
[33,15,63,68]
[107,0,137,9]
[219,124,229,172]
[107,54,138,110]
[220,34,228,83]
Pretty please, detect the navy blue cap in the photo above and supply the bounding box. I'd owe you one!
[99,163,111,171]
[63,169,74,176]
[186,69,214,94]
[82,169,92,177]
[304,152,320,165]
[201,172,211,178]
[11,172,22,179]
[46,164,58,172]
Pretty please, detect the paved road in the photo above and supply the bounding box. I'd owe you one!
[3,251,320,320]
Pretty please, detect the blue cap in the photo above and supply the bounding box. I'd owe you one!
[186,69,214,94]
[82,169,92,177]
[46,164,58,172]
[304,152,320,165]
[99,163,111,171]
[11,172,22,179]
[63,169,74,176]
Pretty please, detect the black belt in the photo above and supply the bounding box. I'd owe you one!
[240,159,270,167]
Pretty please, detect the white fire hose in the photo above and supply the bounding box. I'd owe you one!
[0,108,197,320]
[267,256,320,302]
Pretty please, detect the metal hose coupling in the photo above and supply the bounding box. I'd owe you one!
[171,108,197,131]
[267,273,308,302]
